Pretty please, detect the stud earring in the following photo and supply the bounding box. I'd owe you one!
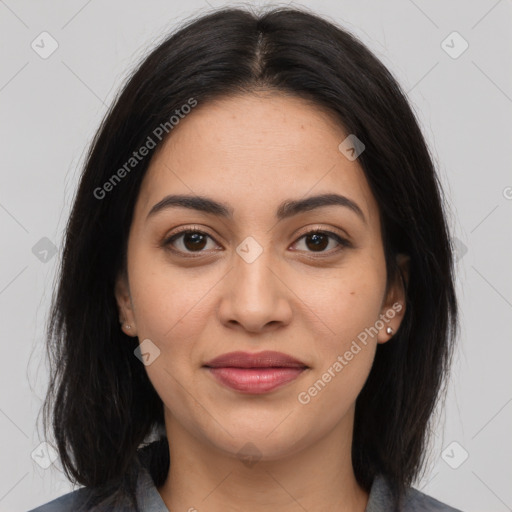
[386,326,393,335]
[125,324,131,330]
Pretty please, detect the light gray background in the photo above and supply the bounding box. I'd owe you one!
[1,1,511,511]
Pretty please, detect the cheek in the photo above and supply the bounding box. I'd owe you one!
[293,255,385,400]
[129,262,216,349]
[295,278,383,417]
[127,259,216,418]
[294,256,386,344]
[296,346,375,430]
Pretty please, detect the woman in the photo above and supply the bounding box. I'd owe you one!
[30,6,462,512]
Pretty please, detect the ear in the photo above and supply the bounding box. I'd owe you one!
[115,271,137,337]
[376,253,409,344]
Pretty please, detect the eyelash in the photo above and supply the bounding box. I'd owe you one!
[161,225,352,258]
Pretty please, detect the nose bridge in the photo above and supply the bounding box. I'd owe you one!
[218,234,291,331]
[233,235,279,303]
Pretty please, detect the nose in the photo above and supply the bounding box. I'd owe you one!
[217,246,293,334]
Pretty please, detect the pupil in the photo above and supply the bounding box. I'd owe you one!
[307,233,327,251]
[184,232,206,251]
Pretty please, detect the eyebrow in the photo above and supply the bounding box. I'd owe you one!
[146,193,366,224]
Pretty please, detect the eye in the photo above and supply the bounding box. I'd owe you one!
[162,226,351,257]
[291,228,351,254]
[162,227,220,256]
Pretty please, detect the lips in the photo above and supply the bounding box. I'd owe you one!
[204,350,307,369]
[203,351,308,394]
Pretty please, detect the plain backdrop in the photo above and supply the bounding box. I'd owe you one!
[1,1,511,511]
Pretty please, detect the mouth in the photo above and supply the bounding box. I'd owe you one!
[203,351,309,394]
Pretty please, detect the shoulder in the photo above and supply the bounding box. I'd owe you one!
[26,484,139,512]
[27,487,92,512]
[403,486,464,512]
[27,448,167,512]
[367,474,464,512]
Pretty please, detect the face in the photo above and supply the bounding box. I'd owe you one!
[116,92,407,461]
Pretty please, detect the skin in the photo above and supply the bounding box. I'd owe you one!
[115,92,409,512]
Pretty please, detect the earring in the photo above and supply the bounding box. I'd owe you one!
[386,326,393,335]
[125,324,131,330]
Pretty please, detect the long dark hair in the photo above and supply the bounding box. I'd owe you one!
[42,6,458,510]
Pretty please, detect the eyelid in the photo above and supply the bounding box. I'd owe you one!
[293,225,351,245]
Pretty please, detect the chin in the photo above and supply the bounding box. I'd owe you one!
[199,420,313,463]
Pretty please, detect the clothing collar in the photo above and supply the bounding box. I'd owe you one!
[134,461,394,512]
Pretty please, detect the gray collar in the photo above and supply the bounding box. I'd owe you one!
[135,465,462,512]
[135,466,169,511]
[134,468,389,511]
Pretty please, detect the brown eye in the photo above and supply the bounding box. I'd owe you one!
[304,232,329,251]
[292,229,350,254]
[182,232,207,251]
[164,229,219,255]
[163,227,351,258]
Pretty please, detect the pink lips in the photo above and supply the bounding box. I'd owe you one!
[203,350,308,394]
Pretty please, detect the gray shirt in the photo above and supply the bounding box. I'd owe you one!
[28,462,463,512]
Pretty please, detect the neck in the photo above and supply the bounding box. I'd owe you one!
[157,405,369,512]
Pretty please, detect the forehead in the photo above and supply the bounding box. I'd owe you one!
[136,92,379,228]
